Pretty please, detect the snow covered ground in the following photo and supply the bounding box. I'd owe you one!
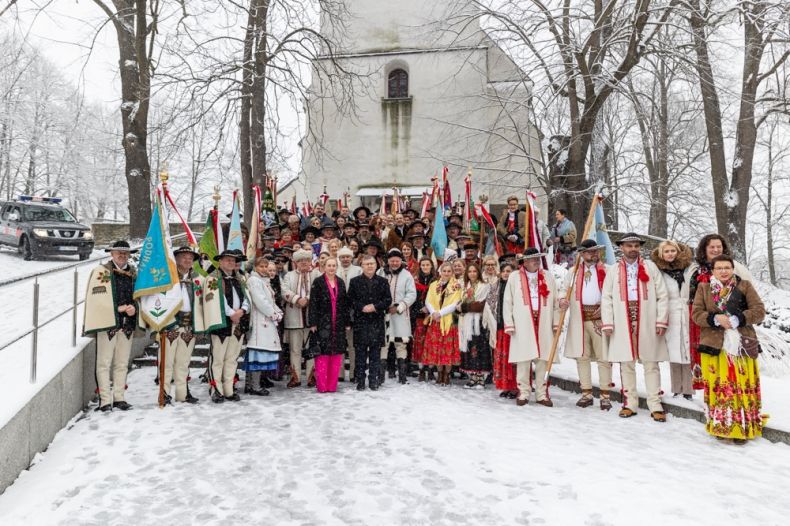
[0,367,788,526]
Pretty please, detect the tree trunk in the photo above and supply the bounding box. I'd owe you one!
[688,0,729,239]
[98,0,153,238]
[249,0,270,220]
[239,1,256,227]
[727,6,766,262]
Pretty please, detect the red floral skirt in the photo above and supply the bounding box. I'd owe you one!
[494,329,518,391]
[689,304,705,390]
[412,321,429,364]
[423,322,460,366]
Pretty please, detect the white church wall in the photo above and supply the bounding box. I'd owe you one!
[301,46,542,208]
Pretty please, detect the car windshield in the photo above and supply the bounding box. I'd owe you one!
[23,205,77,223]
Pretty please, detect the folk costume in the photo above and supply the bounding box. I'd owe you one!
[458,280,493,389]
[497,208,526,255]
[348,271,392,390]
[600,234,669,420]
[411,269,433,377]
[423,276,462,385]
[651,243,694,397]
[207,251,250,402]
[377,250,417,385]
[282,249,321,387]
[154,247,205,404]
[337,251,362,381]
[308,274,350,393]
[83,241,139,411]
[244,268,284,396]
[502,250,560,406]
[560,240,612,410]
[487,277,517,397]
[691,276,766,441]
[683,260,753,390]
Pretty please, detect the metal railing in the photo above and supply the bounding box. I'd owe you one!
[0,234,192,383]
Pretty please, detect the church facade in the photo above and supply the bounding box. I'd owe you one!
[299,0,544,212]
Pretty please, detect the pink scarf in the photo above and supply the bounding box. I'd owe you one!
[325,274,338,331]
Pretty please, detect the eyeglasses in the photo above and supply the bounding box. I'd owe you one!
[484,263,496,267]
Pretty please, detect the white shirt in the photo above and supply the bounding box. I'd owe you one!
[626,260,639,301]
[581,264,602,305]
[222,272,249,316]
[526,270,539,310]
[179,272,192,313]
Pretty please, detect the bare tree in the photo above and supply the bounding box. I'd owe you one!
[470,0,679,228]
[687,0,790,260]
[90,0,161,237]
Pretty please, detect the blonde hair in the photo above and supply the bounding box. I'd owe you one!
[657,240,680,260]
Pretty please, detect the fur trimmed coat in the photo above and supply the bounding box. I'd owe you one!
[651,244,693,364]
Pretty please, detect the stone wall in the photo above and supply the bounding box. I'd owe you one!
[91,222,205,247]
[0,336,148,494]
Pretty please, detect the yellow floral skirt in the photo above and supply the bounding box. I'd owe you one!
[701,352,763,440]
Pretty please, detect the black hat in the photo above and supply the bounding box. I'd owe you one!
[387,248,404,260]
[343,222,358,231]
[408,233,429,241]
[280,246,295,254]
[213,249,248,262]
[579,239,604,251]
[519,247,545,260]
[357,221,371,230]
[364,237,385,252]
[406,221,426,235]
[402,208,418,219]
[446,222,461,231]
[500,252,517,261]
[300,226,321,238]
[173,245,199,258]
[615,233,644,246]
[463,242,478,251]
[456,231,472,240]
[105,240,139,253]
[321,223,339,232]
[353,206,372,219]
[448,213,463,224]
[264,223,281,234]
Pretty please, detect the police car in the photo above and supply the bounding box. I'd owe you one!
[0,195,94,261]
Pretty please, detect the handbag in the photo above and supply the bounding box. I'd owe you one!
[302,331,321,360]
[740,335,761,359]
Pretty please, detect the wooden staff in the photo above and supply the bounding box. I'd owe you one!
[158,331,167,408]
[477,194,488,257]
[544,193,601,381]
[158,166,170,409]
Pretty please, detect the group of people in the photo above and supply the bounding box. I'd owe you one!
[82,196,768,444]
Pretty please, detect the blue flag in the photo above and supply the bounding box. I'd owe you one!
[134,194,182,330]
[589,202,616,265]
[227,192,244,251]
[431,212,448,260]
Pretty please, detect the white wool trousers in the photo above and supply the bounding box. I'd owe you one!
[516,359,548,402]
[210,332,244,397]
[620,361,663,413]
[286,328,315,382]
[96,330,134,406]
[161,329,196,402]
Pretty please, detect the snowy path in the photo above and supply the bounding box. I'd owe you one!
[1,368,788,526]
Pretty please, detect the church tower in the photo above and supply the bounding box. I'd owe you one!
[300,0,543,212]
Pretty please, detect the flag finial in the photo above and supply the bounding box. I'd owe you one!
[212,185,221,206]
[159,162,169,185]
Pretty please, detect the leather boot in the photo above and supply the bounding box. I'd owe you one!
[576,389,594,408]
[418,367,427,382]
[397,358,407,384]
[427,367,436,381]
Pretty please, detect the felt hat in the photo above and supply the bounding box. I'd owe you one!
[105,240,138,253]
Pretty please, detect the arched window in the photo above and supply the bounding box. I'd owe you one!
[387,69,409,98]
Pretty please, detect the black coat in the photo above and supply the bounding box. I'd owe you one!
[308,275,350,356]
[347,273,391,348]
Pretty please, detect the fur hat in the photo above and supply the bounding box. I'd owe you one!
[337,247,354,258]
[292,249,313,262]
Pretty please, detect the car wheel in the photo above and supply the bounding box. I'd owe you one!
[20,236,36,261]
